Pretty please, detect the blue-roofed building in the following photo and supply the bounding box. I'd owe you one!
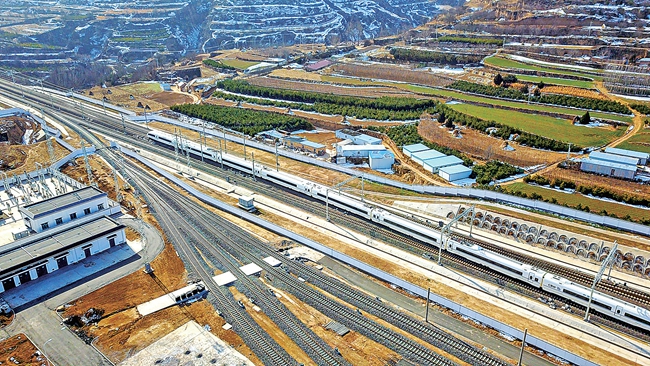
[589,151,638,166]
[580,158,636,179]
[335,129,382,145]
[423,156,464,173]
[402,143,429,158]
[438,164,472,182]
[337,144,387,157]
[411,149,445,165]
[369,150,395,170]
[604,147,649,165]
[159,83,171,91]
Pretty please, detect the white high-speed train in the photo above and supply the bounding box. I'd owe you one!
[147,128,650,332]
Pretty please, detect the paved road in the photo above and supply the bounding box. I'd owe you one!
[0,218,164,366]
[318,256,555,366]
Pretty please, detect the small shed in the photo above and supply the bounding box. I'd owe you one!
[411,149,445,166]
[423,156,464,173]
[604,147,649,165]
[238,196,255,211]
[438,164,472,182]
[369,151,395,170]
[402,143,429,158]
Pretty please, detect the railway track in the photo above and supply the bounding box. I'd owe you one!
[13,89,304,366]
[129,168,348,366]
[130,166,509,366]
[1,77,648,338]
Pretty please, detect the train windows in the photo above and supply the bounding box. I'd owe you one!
[455,247,523,276]
[562,289,612,311]
[268,174,298,188]
[624,313,650,327]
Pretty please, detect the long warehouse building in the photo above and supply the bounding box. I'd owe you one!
[0,216,126,293]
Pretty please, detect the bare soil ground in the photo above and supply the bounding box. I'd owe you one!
[418,118,566,166]
[295,131,340,147]
[147,91,194,107]
[84,83,194,113]
[1,139,70,175]
[0,312,14,327]
[272,286,402,365]
[0,334,50,366]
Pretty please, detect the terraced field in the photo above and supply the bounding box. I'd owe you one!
[514,74,594,89]
[220,59,259,70]
[448,103,625,147]
[484,56,603,81]
[399,84,632,123]
[504,183,650,223]
[616,129,650,153]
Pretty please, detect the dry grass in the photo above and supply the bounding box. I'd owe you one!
[542,85,606,100]
[541,167,650,199]
[418,118,566,166]
[0,334,48,366]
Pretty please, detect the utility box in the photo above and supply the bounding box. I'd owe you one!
[238,196,255,212]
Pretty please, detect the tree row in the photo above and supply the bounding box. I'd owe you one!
[170,104,312,136]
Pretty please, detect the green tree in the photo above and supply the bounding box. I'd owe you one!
[580,111,591,124]
[493,73,503,86]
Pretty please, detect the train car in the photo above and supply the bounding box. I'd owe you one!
[311,185,372,218]
[221,152,253,173]
[260,168,314,197]
[541,275,650,332]
[371,208,440,246]
[447,241,545,286]
[148,129,220,162]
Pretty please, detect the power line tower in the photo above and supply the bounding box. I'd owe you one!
[584,242,618,322]
[40,109,56,165]
[112,167,123,203]
[174,128,180,162]
[81,141,95,187]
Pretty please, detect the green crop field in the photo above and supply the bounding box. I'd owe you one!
[399,84,632,123]
[484,56,603,81]
[514,74,594,89]
[616,130,650,154]
[448,103,625,146]
[220,59,259,70]
[504,183,650,222]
